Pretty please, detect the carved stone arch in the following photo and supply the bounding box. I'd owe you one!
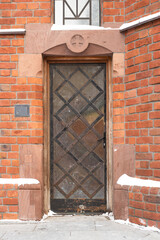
[42,43,112,56]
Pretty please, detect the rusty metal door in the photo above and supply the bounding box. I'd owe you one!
[50,63,106,213]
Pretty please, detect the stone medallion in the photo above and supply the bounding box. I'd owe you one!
[67,34,88,53]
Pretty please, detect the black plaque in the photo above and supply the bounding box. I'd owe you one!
[15,105,30,117]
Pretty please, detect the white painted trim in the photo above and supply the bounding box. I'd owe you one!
[120,12,160,32]
[117,174,160,188]
[0,178,39,186]
[51,24,120,30]
[0,28,26,35]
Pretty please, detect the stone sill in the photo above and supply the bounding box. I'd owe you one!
[120,11,160,32]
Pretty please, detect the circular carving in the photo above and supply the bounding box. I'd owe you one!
[67,34,88,53]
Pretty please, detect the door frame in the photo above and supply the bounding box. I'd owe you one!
[43,56,113,213]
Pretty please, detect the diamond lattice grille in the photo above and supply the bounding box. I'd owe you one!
[50,63,106,212]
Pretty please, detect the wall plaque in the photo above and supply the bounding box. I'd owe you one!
[15,105,30,117]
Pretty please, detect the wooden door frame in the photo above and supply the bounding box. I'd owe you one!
[43,56,113,214]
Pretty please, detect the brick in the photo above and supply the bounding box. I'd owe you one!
[11,85,30,91]
[3,213,18,219]
[153,68,160,76]
[125,33,139,44]
[134,0,150,10]
[1,159,11,166]
[140,46,148,54]
[139,30,148,39]
[7,190,18,198]
[154,120,160,127]
[154,170,160,177]
[103,2,114,8]
[155,85,160,92]
[135,54,152,64]
[150,128,160,136]
[136,103,152,112]
[149,59,160,69]
[129,200,145,209]
[143,211,160,221]
[140,113,148,121]
[113,84,125,92]
[8,152,19,159]
[9,206,18,212]
[125,114,139,122]
[149,77,160,85]
[7,167,19,174]
[149,25,160,35]
[29,137,43,144]
[154,153,160,160]
[28,77,42,85]
[129,192,134,200]
[125,49,139,60]
[136,71,152,80]
[153,51,160,60]
[0,122,16,129]
[148,220,157,227]
[126,97,140,106]
[34,10,51,17]
[140,161,149,168]
[136,169,153,176]
[0,92,16,99]
[0,100,10,107]
[103,9,120,15]
[145,203,156,212]
[141,187,149,194]
[149,111,160,119]
[3,198,18,205]
[17,137,28,144]
[12,10,32,17]
[126,66,139,75]
[149,43,160,51]
[136,137,153,144]
[0,47,16,54]
[154,102,160,110]
[125,89,136,99]
[12,39,24,46]
[0,4,16,10]
[40,3,50,9]
[150,145,160,152]
[126,81,140,90]
[28,3,39,9]
[11,130,30,136]
[0,190,6,197]
[129,216,146,226]
[151,161,160,169]
[136,153,152,160]
[134,193,143,201]
[135,37,152,48]
[140,145,149,152]
[103,16,113,22]
[0,77,16,84]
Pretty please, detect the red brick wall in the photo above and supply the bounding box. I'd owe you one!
[0,0,52,29]
[0,184,18,220]
[125,19,160,180]
[125,0,160,23]
[0,33,43,179]
[102,0,124,24]
[113,76,125,144]
[128,186,160,228]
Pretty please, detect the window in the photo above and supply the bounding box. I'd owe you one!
[55,0,100,26]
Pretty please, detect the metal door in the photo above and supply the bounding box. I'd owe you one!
[50,63,106,213]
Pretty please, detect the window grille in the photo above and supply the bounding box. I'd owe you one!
[55,0,100,26]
